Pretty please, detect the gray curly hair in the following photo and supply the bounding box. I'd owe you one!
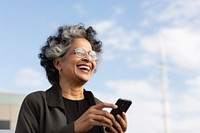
[39,24,102,84]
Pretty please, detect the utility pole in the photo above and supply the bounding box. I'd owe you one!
[160,41,172,133]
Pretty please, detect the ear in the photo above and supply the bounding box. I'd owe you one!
[53,60,62,71]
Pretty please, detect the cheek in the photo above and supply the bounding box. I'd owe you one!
[92,62,97,70]
[65,55,78,66]
[61,59,75,71]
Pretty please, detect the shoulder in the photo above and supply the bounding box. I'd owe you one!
[18,91,47,119]
[22,91,46,108]
[24,91,46,101]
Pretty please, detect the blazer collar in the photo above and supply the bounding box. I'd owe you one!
[46,82,97,111]
[46,82,65,112]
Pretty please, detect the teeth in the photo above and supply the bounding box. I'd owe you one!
[78,65,90,70]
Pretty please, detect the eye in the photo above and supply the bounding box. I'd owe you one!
[75,48,85,57]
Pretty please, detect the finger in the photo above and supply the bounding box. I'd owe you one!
[116,114,127,132]
[93,102,117,110]
[84,116,109,128]
[92,112,113,126]
[121,112,127,123]
[78,112,112,128]
[113,120,123,133]
[86,106,118,128]
[88,107,114,120]
[105,126,118,133]
[85,108,115,126]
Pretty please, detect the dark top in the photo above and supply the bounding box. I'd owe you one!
[63,97,102,133]
[15,82,105,133]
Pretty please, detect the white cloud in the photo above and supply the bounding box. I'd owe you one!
[96,78,200,133]
[104,28,138,51]
[157,0,200,26]
[140,27,200,71]
[93,20,140,51]
[174,93,200,112]
[102,50,116,61]
[105,80,161,100]
[139,19,151,27]
[91,2,200,132]
[143,0,200,27]
[170,76,200,133]
[92,1,200,71]
[93,20,114,33]
[97,79,164,133]
[174,76,200,112]
[125,53,158,69]
[172,117,200,133]
[14,67,49,90]
[186,76,200,89]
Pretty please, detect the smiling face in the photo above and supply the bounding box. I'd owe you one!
[54,38,97,85]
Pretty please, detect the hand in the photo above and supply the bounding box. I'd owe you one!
[116,112,128,132]
[74,102,118,133]
[106,112,128,133]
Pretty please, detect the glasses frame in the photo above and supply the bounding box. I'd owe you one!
[73,48,99,61]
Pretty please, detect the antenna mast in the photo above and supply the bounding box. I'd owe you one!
[160,42,172,133]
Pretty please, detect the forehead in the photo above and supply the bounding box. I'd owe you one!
[70,38,92,51]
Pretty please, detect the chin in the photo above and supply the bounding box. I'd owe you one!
[77,79,89,85]
[75,71,93,84]
[76,76,90,84]
[81,77,90,82]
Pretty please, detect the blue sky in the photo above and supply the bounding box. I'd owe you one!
[0,0,200,133]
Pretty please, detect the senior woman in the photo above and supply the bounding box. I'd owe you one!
[15,24,128,133]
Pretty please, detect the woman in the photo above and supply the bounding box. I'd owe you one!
[15,24,128,133]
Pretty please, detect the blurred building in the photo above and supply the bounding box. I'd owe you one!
[0,93,25,130]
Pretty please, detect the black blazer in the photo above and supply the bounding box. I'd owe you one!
[15,83,105,133]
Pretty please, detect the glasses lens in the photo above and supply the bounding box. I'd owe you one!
[89,51,98,61]
[74,48,98,61]
[75,48,85,57]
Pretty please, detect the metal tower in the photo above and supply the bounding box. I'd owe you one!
[160,42,172,133]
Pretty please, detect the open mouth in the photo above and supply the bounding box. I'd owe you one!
[77,64,91,72]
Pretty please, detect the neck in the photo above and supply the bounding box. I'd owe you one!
[59,80,84,100]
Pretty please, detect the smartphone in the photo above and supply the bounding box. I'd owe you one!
[111,98,132,117]
[105,98,132,131]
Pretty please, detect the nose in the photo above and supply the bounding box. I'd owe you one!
[82,53,92,61]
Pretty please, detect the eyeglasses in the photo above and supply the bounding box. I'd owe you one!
[73,48,99,61]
